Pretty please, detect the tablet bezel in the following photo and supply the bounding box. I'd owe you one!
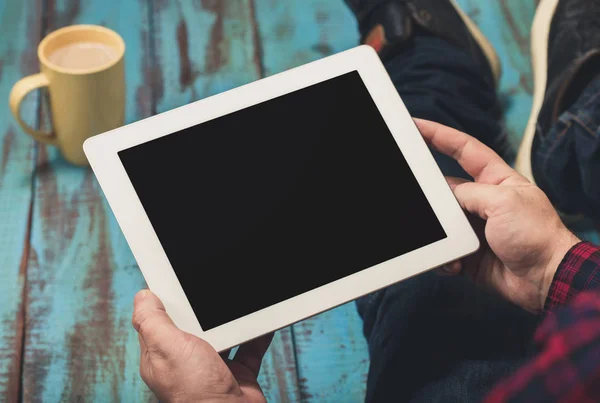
[84,45,479,352]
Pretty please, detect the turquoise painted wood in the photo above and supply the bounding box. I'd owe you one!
[253,1,370,401]
[22,0,154,401]
[455,0,538,150]
[292,307,369,401]
[0,1,598,402]
[150,0,301,399]
[152,0,263,112]
[259,328,302,402]
[0,1,40,401]
[255,0,360,76]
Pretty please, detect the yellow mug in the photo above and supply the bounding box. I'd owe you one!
[9,25,125,166]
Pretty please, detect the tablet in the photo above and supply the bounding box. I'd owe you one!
[84,45,479,352]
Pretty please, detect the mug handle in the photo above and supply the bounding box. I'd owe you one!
[9,73,58,145]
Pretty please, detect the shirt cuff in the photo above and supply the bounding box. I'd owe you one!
[545,242,600,311]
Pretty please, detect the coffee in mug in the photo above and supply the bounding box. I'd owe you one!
[48,42,118,70]
[9,25,126,166]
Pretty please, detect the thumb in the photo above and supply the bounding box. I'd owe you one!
[447,179,503,221]
[132,290,179,352]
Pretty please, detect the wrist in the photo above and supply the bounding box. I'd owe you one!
[539,229,580,311]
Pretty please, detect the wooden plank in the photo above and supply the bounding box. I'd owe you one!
[293,305,369,401]
[254,0,359,77]
[253,1,369,400]
[454,0,538,150]
[258,328,302,402]
[22,0,155,401]
[0,0,42,401]
[152,0,263,113]
[151,0,301,399]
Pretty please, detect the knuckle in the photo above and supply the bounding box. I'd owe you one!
[498,188,519,206]
[132,307,150,332]
[132,308,162,340]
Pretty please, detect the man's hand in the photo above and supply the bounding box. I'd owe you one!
[416,119,580,314]
[132,290,272,403]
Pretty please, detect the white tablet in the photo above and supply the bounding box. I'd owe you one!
[85,45,479,352]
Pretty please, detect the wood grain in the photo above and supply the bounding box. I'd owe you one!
[152,0,262,114]
[252,1,369,401]
[150,0,301,399]
[4,0,597,401]
[253,0,359,77]
[21,0,155,401]
[293,305,369,402]
[258,328,301,402]
[454,0,538,150]
[0,0,42,401]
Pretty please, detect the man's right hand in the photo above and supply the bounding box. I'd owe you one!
[416,119,580,314]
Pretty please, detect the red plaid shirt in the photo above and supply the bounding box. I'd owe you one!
[485,242,600,403]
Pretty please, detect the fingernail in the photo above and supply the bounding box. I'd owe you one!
[137,289,151,300]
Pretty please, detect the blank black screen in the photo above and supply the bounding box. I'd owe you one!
[119,71,446,330]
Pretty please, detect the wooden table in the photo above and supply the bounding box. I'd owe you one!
[1,1,596,401]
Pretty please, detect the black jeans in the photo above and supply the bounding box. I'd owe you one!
[357,31,540,403]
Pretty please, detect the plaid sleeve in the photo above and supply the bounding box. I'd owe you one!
[545,242,600,310]
[484,242,600,403]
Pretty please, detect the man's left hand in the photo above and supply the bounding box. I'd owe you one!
[132,290,271,403]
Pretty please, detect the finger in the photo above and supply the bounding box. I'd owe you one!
[446,176,469,189]
[446,177,500,220]
[415,119,523,185]
[448,260,463,274]
[132,290,179,351]
[450,181,506,220]
[435,267,452,276]
[436,260,463,276]
[234,333,274,378]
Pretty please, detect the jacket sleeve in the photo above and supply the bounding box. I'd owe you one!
[484,242,600,403]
